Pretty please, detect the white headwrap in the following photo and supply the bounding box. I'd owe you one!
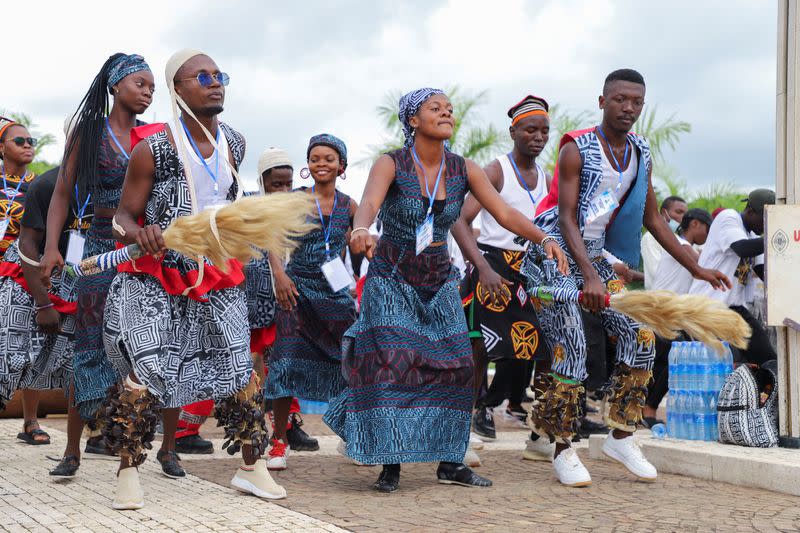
[165,49,244,295]
[165,49,244,216]
[257,148,292,192]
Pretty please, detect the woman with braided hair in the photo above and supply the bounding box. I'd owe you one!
[325,88,568,493]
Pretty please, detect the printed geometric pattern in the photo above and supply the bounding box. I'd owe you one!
[245,254,276,330]
[0,243,76,403]
[718,364,779,448]
[526,239,656,381]
[325,150,472,464]
[266,191,355,401]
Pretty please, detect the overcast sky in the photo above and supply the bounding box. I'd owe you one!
[3,0,778,200]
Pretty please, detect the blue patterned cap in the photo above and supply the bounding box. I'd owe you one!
[307,133,348,171]
[398,87,445,148]
[107,54,151,91]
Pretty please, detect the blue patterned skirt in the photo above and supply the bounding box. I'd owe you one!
[73,217,121,419]
[265,270,355,402]
[324,239,473,465]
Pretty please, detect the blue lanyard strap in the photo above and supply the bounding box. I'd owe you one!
[180,118,221,193]
[105,118,130,161]
[506,152,540,208]
[411,146,446,216]
[596,126,630,190]
[312,185,339,257]
[1,167,27,219]
[74,184,91,223]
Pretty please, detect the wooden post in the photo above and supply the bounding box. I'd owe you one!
[776,0,800,446]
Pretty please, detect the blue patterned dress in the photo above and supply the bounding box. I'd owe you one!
[73,123,142,419]
[265,188,356,402]
[324,148,473,465]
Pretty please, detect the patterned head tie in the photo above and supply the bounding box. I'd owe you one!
[508,95,549,126]
[398,87,446,148]
[107,54,151,91]
[307,134,348,172]
[0,116,19,140]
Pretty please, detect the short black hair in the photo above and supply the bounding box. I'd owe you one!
[261,165,293,179]
[603,69,645,94]
[660,196,686,211]
[679,208,712,233]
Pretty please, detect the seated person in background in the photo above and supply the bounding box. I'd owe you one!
[688,189,777,366]
[643,208,712,426]
[641,196,688,289]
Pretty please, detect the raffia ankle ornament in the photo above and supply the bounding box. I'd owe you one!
[530,374,584,443]
[604,364,652,432]
[214,373,270,457]
[101,378,160,467]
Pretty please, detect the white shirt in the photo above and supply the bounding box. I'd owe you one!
[688,209,763,306]
[583,145,638,240]
[174,122,234,212]
[641,231,664,290]
[652,235,694,294]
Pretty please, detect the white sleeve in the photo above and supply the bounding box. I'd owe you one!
[715,210,749,250]
[640,232,663,290]
[602,249,622,265]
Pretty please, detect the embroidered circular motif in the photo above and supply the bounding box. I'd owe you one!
[511,321,539,360]
[475,281,512,312]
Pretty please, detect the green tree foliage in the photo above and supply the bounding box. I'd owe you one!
[361,86,508,166]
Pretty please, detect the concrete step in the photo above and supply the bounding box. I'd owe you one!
[588,433,800,496]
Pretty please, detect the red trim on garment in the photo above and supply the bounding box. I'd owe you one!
[0,262,76,314]
[250,324,276,354]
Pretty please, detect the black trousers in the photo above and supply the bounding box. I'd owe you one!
[480,359,531,408]
[730,305,777,366]
[646,335,678,410]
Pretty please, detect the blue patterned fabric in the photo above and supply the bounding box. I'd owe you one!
[92,120,144,209]
[265,189,355,401]
[533,129,652,266]
[73,217,122,419]
[398,88,445,147]
[324,147,473,465]
[306,134,348,170]
[107,54,150,90]
[245,254,276,330]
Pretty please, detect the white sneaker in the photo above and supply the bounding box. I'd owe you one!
[464,449,482,467]
[231,459,287,500]
[552,448,592,487]
[522,437,555,462]
[469,432,484,451]
[266,439,288,471]
[112,467,144,510]
[336,439,366,466]
[602,431,657,482]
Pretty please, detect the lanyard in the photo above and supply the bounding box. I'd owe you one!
[596,126,630,191]
[507,152,541,208]
[411,146,446,216]
[180,118,221,194]
[105,117,130,161]
[73,184,92,226]
[1,167,26,219]
[312,185,339,258]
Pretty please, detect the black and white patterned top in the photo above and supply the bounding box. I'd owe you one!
[143,122,245,275]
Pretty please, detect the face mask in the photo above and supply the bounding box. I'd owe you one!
[667,218,680,232]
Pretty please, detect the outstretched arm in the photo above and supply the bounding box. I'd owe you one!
[350,155,395,259]
[465,159,567,274]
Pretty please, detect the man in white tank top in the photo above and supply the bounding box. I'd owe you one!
[457,96,554,460]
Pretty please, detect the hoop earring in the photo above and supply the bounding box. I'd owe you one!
[300,167,311,179]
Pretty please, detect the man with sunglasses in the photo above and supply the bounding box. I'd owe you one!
[0,118,37,260]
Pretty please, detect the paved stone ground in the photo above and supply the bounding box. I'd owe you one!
[6,413,800,532]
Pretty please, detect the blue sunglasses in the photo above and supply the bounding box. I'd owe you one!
[177,72,230,87]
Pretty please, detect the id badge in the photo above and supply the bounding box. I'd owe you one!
[321,256,353,292]
[415,214,434,255]
[0,219,8,240]
[65,230,86,265]
[585,190,619,225]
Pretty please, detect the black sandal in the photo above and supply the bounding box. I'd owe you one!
[436,462,493,488]
[373,464,400,493]
[50,455,80,478]
[17,420,51,445]
[157,449,186,479]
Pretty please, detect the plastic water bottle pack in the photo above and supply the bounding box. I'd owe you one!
[666,340,733,441]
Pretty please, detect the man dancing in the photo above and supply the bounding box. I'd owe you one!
[524,69,729,487]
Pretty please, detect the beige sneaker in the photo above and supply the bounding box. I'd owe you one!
[231,459,287,500]
[112,467,144,510]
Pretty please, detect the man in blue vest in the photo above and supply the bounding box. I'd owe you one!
[524,69,729,487]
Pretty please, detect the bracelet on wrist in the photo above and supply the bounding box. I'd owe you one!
[351,227,370,237]
[540,235,557,247]
[35,302,54,312]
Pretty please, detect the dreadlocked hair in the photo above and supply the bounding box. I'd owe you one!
[62,53,126,197]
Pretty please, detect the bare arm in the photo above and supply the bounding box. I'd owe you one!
[114,141,166,256]
[644,180,730,290]
[20,227,61,334]
[350,155,395,259]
